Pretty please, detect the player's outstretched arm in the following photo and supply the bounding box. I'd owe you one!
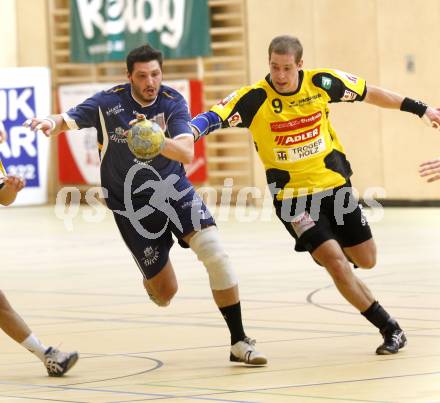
[419,158,440,182]
[364,85,404,109]
[191,111,223,141]
[23,115,69,137]
[364,85,440,129]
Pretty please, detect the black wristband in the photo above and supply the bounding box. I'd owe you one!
[400,97,427,117]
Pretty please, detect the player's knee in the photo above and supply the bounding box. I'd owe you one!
[144,281,177,307]
[189,226,238,290]
[355,254,376,269]
[157,285,177,306]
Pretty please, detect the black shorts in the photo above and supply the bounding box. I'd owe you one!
[273,183,372,253]
[113,180,215,280]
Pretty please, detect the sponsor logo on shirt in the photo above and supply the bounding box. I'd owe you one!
[110,126,128,143]
[321,76,332,89]
[359,204,368,226]
[217,91,237,107]
[106,103,124,116]
[289,93,322,106]
[291,211,315,237]
[276,150,288,161]
[334,70,359,84]
[227,111,242,127]
[274,126,320,146]
[141,245,160,267]
[150,113,166,131]
[132,112,166,131]
[341,89,357,101]
[270,112,322,132]
[274,138,325,162]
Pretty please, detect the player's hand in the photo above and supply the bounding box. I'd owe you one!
[128,113,147,126]
[2,175,26,192]
[422,107,440,130]
[124,114,147,136]
[419,158,440,182]
[191,125,200,142]
[23,117,56,137]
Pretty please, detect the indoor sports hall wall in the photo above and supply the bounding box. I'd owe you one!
[0,0,49,67]
[247,0,440,201]
[2,0,439,201]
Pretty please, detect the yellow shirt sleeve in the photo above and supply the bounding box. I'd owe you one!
[211,86,253,121]
[312,68,367,103]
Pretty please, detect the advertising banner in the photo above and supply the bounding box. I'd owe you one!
[0,67,51,205]
[70,0,211,63]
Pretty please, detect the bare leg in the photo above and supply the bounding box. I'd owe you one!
[312,240,374,311]
[0,291,48,361]
[212,285,239,308]
[143,259,178,306]
[0,290,31,343]
[344,238,377,269]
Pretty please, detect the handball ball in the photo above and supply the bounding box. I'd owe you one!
[127,119,165,160]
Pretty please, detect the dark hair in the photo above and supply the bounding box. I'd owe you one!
[126,44,163,73]
[268,35,303,63]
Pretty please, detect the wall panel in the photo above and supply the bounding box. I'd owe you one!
[0,0,17,67]
[376,0,440,199]
[313,0,383,197]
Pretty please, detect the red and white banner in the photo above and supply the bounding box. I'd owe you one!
[57,80,207,185]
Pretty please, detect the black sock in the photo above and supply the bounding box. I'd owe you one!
[361,301,396,332]
[219,302,246,345]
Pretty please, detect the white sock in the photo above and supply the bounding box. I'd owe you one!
[21,333,48,361]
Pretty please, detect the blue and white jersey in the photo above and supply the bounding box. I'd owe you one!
[63,83,193,210]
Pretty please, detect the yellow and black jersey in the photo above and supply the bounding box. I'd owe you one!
[0,121,6,179]
[211,68,367,199]
[0,159,5,176]
[0,159,6,189]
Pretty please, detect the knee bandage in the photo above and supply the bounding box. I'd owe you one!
[189,226,238,290]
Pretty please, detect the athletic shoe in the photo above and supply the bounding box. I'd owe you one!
[376,328,407,355]
[230,337,267,365]
[44,347,79,376]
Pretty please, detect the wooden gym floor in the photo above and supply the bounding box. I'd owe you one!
[0,205,439,402]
